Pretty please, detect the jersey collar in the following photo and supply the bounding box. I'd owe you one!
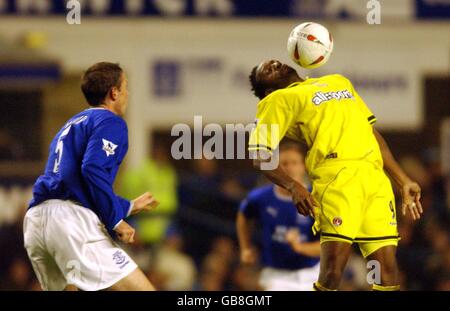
[287,82,300,88]
[85,107,107,111]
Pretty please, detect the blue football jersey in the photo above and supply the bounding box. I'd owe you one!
[239,185,319,270]
[29,108,131,234]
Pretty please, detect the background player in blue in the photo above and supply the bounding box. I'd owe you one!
[23,62,159,291]
[237,142,320,290]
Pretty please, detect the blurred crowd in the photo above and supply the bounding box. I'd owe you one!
[0,144,448,291]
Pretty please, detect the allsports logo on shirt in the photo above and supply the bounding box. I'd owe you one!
[312,89,354,105]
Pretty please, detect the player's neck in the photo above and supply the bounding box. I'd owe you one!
[283,76,303,89]
[99,103,120,116]
[290,76,304,84]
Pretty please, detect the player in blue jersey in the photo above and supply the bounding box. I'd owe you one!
[237,142,320,290]
[23,62,159,291]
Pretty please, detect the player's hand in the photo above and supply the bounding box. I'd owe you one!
[400,180,423,220]
[114,220,135,244]
[285,228,301,246]
[240,247,257,265]
[130,192,159,215]
[287,181,317,217]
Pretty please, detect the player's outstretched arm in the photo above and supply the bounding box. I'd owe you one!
[285,229,320,257]
[129,192,159,215]
[236,212,257,265]
[373,129,423,220]
[253,151,317,217]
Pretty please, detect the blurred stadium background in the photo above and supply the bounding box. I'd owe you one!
[0,0,449,290]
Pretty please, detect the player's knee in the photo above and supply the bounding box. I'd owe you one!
[323,267,343,282]
[319,264,345,287]
[319,252,348,286]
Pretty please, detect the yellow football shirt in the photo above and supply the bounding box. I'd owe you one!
[248,74,383,173]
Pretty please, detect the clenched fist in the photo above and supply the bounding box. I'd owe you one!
[114,220,135,244]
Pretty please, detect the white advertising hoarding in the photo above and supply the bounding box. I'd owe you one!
[138,21,448,131]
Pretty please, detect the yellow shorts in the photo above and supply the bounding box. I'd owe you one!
[311,160,400,258]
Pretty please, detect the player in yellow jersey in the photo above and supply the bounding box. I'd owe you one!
[247,59,423,291]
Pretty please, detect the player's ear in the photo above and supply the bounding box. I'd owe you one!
[110,87,119,101]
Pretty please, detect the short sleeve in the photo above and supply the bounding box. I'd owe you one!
[248,93,294,153]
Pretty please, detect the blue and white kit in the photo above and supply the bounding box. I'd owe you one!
[240,184,320,290]
[24,108,137,291]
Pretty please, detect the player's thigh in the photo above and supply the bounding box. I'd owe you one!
[365,244,399,285]
[320,241,352,271]
[319,241,352,277]
[316,241,352,289]
[105,267,155,291]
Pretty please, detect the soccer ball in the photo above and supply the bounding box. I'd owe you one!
[287,22,334,69]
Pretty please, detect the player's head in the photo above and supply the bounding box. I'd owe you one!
[249,59,300,100]
[81,62,128,116]
[278,141,306,183]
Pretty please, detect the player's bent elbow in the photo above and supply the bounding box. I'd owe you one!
[80,163,92,177]
[80,162,100,180]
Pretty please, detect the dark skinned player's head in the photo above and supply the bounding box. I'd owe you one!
[249,59,302,100]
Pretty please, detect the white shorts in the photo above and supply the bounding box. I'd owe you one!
[259,263,320,291]
[23,200,137,291]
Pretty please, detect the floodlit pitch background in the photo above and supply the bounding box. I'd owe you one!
[0,0,449,291]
